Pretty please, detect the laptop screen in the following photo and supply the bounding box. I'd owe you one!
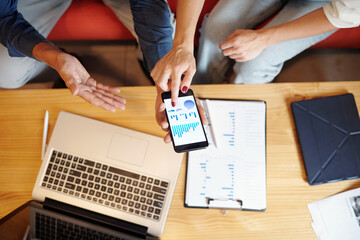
[0,200,159,240]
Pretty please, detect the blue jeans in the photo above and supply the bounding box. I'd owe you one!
[130,0,174,72]
[194,0,335,84]
[0,0,173,88]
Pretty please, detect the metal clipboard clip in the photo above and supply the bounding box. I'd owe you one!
[206,198,243,215]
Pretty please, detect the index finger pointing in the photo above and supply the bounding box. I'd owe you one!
[180,65,195,93]
[170,73,181,107]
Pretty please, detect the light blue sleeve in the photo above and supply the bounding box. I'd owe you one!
[0,0,50,58]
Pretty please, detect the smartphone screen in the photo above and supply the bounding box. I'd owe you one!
[162,89,208,152]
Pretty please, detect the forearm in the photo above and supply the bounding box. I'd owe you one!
[261,8,338,48]
[32,42,63,71]
[150,0,202,98]
[173,0,205,50]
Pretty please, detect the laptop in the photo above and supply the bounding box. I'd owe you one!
[0,200,159,239]
[32,111,183,236]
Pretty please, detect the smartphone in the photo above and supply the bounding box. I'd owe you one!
[161,89,208,153]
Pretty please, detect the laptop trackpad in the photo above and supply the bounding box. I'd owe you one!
[107,133,148,166]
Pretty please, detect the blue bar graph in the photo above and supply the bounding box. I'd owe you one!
[223,163,235,199]
[199,160,208,196]
[199,160,235,200]
[223,111,236,146]
[170,115,178,120]
[171,112,197,122]
[171,122,200,138]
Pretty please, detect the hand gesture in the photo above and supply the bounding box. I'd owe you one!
[150,45,196,107]
[155,89,207,143]
[55,53,126,112]
[219,29,268,62]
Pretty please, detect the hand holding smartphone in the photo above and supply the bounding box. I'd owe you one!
[161,89,209,153]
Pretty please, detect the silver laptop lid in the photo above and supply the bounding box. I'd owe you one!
[0,200,159,240]
[33,111,183,235]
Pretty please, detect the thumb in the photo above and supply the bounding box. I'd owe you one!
[65,78,80,96]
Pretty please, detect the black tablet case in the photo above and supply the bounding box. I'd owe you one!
[291,93,360,185]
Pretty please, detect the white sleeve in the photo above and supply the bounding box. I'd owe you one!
[323,0,360,28]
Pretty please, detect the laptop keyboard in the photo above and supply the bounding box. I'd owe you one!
[41,150,169,222]
[35,212,121,239]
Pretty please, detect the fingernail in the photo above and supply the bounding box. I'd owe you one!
[182,86,188,93]
[171,102,175,107]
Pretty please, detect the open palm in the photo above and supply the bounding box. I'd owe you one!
[56,53,126,112]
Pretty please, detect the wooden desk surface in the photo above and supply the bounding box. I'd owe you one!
[1,82,360,239]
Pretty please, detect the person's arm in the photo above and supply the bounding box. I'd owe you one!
[262,8,337,47]
[33,42,126,112]
[0,0,49,58]
[220,8,338,62]
[133,0,205,141]
[0,1,126,112]
[151,0,205,106]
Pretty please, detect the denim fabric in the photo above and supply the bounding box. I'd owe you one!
[233,0,334,84]
[130,0,174,72]
[194,0,334,84]
[194,0,286,84]
[103,0,138,42]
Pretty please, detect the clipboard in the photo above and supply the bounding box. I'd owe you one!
[184,98,267,211]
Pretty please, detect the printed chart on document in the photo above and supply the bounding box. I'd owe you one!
[186,100,266,207]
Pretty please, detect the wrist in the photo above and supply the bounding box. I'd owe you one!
[257,28,277,48]
[171,41,194,56]
[172,35,194,52]
[32,42,63,70]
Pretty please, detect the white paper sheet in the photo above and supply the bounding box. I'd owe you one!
[308,188,360,240]
[185,100,266,210]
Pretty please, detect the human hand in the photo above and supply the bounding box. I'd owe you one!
[32,42,126,112]
[150,45,196,107]
[155,90,207,143]
[55,52,126,112]
[219,29,269,62]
